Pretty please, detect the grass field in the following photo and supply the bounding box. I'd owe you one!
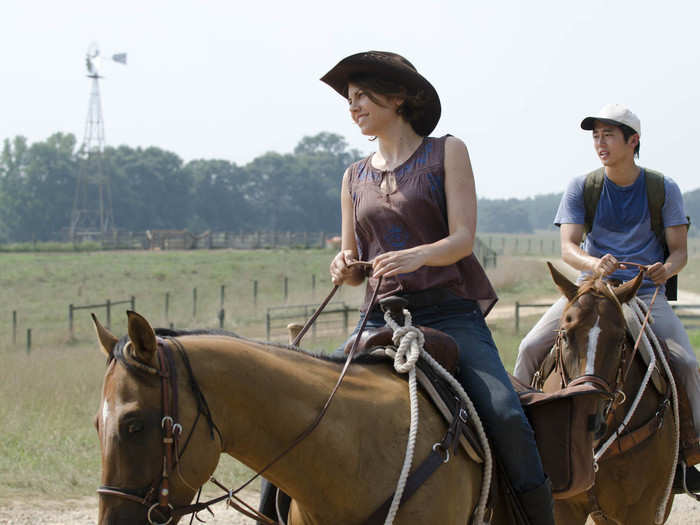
[0,249,697,500]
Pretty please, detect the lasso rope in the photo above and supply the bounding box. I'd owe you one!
[382,309,421,525]
[383,310,492,525]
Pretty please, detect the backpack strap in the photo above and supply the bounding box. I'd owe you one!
[644,168,666,242]
[583,168,605,235]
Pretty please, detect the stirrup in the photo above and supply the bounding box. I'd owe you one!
[675,461,700,500]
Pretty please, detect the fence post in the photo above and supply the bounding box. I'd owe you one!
[192,288,197,318]
[266,310,271,341]
[220,285,225,310]
[343,304,350,334]
[515,301,520,334]
[69,304,74,340]
[12,310,17,345]
[165,292,170,322]
[106,299,111,329]
[130,296,135,311]
[253,280,258,308]
[319,232,326,249]
[284,276,288,303]
[218,308,225,329]
[26,328,31,354]
[312,274,316,300]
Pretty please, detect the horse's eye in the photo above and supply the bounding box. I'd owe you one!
[128,421,144,433]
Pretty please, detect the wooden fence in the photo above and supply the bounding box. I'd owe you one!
[59,231,500,267]
[265,302,357,342]
[69,297,135,339]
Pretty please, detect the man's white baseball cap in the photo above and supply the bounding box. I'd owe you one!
[580,104,641,136]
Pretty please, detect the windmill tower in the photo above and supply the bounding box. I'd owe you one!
[70,42,127,241]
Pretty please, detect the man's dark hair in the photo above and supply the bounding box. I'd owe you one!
[619,123,640,158]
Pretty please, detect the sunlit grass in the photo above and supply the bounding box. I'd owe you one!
[1,249,694,499]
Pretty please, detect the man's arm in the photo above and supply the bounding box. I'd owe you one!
[646,225,688,284]
[560,223,622,276]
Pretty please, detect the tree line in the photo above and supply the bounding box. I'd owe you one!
[0,131,697,242]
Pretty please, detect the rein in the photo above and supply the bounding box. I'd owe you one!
[99,265,384,525]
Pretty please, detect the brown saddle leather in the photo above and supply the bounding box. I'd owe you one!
[343,325,460,375]
[510,374,607,499]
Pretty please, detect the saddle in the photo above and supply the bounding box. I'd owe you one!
[350,296,606,509]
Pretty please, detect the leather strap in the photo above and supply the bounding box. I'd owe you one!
[601,397,670,460]
[364,400,466,524]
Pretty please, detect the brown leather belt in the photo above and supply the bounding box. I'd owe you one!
[369,287,474,314]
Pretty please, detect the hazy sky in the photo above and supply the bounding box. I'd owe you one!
[1,1,698,198]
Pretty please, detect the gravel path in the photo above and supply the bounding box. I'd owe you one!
[1,492,699,524]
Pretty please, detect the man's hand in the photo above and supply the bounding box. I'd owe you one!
[646,262,671,285]
[330,250,358,285]
[593,253,626,276]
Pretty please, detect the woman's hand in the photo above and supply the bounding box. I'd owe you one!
[330,250,359,285]
[372,248,428,279]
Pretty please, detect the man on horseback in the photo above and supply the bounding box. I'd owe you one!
[513,104,700,490]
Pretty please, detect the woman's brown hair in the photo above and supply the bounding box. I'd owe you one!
[348,73,428,135]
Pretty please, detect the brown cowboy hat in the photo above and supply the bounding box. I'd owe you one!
[321,51,441,137]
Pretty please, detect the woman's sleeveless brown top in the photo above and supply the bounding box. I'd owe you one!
[348,135,497,315]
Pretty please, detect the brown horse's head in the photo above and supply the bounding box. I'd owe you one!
[93,311,219,525]
[546,263,644,437]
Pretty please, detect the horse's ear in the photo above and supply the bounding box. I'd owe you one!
[547,262,578,302]
[126,310,158,363]
[613,269,644,304]
[92,313,118,357]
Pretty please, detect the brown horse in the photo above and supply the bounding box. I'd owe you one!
[93,310,512,525]
[537,264,676,525]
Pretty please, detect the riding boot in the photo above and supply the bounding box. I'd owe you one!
[516,478,555,525]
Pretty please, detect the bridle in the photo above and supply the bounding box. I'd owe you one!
[98,266,383,525]
[552,285,626,401]
[97,336,244,525]
[551,266,664,450]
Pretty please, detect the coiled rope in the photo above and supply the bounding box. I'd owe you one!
[383,309,492,525]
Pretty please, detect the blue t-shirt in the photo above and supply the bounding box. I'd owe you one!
[554,168,688,294]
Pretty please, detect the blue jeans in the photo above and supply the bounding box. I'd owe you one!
[341,295,546,494]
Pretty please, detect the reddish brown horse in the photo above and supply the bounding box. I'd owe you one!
[93,310,514,524]
[536,264,676,524]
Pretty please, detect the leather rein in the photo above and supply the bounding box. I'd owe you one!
[98,262,383,525]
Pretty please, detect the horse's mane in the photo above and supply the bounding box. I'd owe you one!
[109,327,386,367]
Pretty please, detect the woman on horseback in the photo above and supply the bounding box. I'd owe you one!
[324,51,554,525]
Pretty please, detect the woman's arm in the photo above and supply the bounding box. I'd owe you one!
[372,136,477,278]
[329,168,365,286]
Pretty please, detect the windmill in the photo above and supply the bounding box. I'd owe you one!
[70,42,127,241]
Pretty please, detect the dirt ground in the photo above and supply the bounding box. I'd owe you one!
[1,491,700,524]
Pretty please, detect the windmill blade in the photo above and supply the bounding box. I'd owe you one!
[111,53,127,65]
